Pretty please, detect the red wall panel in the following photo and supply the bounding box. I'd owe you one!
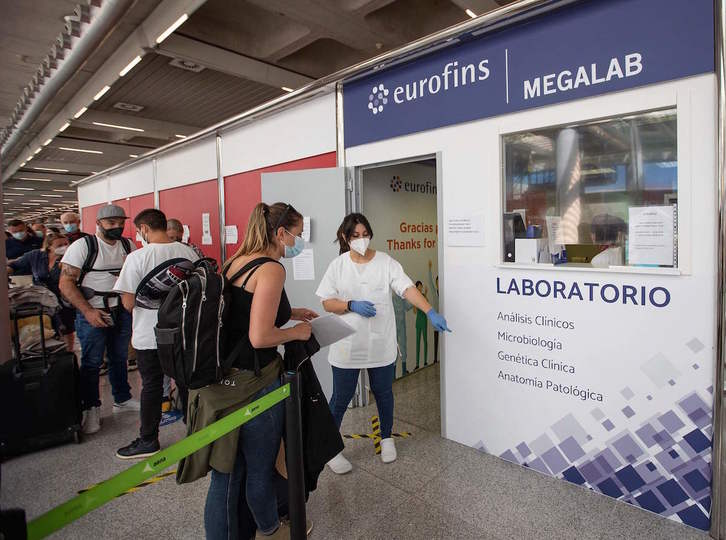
[81,203,107,235]
[223,152,337,256]
[159,179,220,265]
[113,193,154,247]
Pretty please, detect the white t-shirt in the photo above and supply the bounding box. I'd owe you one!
[114,242,199,350]
[316,251,414,369]
[61,234,135,308]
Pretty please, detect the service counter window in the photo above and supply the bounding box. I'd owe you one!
[502,109,678,270]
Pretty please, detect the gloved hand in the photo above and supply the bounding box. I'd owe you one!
[427,309,451,332]
[349,300,376,318]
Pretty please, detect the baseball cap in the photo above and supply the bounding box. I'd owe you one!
[97,204,128,220]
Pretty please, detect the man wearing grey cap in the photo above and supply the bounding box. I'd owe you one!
[60,204,139,435]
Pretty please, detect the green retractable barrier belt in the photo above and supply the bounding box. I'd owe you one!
[26,383,290,540]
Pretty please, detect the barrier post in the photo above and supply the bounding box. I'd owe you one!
[284,370,306,540]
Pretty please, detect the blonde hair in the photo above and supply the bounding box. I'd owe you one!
[42,231,67,252]
[223,202,302,271]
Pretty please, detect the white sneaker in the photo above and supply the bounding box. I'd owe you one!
[327,452,352,474]
[113,398,140,413]
[381,438,397,463]
[82,407,101,434]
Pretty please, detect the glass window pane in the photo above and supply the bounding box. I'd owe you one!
[502,109,677,268]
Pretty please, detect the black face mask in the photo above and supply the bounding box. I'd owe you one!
[102,226,124,240]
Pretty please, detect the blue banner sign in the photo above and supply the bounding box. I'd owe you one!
[343,0,714,147]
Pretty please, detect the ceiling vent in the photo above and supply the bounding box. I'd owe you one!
[169,58,205,73]
[113,102,145,113]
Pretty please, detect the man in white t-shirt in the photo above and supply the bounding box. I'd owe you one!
[113,208,199,459]
[59,204,139,436]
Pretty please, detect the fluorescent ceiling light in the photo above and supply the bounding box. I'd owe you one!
[175,134,187,139]
[59,147,103,155]
[34,148,42,155]
[129,154,139,158]
[156,14,188,44]
[43,139,52,146]
[73,107,88,119]
[17,177,52,182]
[4,193,23,196]
[11,187,35,191]
[53,189,75,193]
[281,87,293,92]
[41,194,63,198]
[93,86,111,100]
[26,155,33,162]
[59,122,70,132]
[92,121,144,132]
[33,167,69,172]
[19,162,26,167]
[91,171,98,174]
[465,8,476,18]
[120,56,142,77]
[29,200,49,203]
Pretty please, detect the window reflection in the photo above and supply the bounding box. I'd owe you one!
[503,109,677,268]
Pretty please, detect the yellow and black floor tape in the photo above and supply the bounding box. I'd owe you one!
[78,469,176,498]
[342,416,412,455]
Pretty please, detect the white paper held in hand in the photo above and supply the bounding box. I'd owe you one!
[310,314,356,348]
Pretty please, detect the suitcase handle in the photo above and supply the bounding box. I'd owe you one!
[10,303,50,370]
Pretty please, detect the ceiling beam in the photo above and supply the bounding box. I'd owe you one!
[74,109,201,141]
[157,34,314,91]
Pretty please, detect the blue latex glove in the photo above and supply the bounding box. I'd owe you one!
[350,300,377,318]
[427,309,451,332]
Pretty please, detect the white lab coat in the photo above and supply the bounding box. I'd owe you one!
[316,251,414,369]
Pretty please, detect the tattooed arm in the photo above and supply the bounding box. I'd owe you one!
[59,263,108,328]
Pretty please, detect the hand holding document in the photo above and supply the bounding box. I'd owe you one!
[310,313,356,348]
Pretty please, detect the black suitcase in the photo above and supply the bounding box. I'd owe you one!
[0,304,82,457]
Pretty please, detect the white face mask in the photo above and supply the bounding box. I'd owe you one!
[54,246,68,256]
[349,237,370,256]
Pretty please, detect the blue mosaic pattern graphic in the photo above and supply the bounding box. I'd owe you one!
[480,339,713,531]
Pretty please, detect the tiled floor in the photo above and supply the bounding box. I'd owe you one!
[1,364,710,539]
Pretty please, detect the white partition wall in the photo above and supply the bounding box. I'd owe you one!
[108,160,155,200]
[78,176,110,209]
[220,92,336,176]
[156,135,218,190]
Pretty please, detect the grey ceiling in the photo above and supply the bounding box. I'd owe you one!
[1,0,514,223]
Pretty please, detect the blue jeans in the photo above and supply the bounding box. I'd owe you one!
[75,309,132,410]
[205,379,285,539]
[329,363,395,439]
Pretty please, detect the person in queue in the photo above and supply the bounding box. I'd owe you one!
[316,213,451,473]
[59,205,139,435]
[114,209,199,459]
[205,202,317,540]
[60,211,88,243]
[166,217,205,259]
[7,231,76,351]
[31,220,47,240]
[6,219,42,260]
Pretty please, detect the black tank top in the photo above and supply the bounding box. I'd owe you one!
[224,257,292,371]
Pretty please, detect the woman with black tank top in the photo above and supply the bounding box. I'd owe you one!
[205,202,318,540]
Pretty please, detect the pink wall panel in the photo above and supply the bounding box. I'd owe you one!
[159,179,220,265]
[81,203,107,235]
[223,152,337,256]
[113,193,154,247]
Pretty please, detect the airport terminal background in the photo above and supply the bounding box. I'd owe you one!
[1,0,724,539]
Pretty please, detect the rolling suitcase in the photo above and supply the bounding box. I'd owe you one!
[0,303,82,457]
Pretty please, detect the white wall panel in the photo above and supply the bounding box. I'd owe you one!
[156,136,217,191]
[108,160,155,200]
[220,92,336,176]
[78,176,110,208]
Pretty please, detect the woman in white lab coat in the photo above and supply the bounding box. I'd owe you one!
[316,213,450,473]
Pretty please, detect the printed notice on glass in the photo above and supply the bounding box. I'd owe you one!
[293,248,315,280]
[182,225,190,244]
[447,214,485,246]
[545,216,564,252]
[628,205,676,266]
[225,225,238,244]
[202,213,213,245]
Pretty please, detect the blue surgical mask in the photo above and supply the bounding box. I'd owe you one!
[283,230,305,258]
[12,232,26,241]
[35,230,44,238]
[64,223,78,233]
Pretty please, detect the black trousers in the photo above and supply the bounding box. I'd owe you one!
[137,348,163,442]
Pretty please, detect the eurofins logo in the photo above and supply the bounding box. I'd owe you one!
[390,176,402,192]
[368,84,389,115]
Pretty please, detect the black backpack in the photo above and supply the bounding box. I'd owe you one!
[155,265,230,390]
[79,235,133,284]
